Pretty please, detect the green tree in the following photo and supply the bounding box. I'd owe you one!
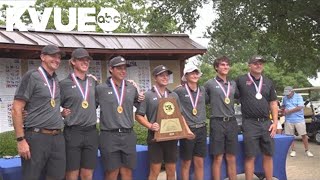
[207,0,320,77]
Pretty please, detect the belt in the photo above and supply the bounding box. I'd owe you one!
[246,118,269,122]
[25,127,62,135]
[189,123,206,128]
[64,125,96,131]
[214,117,235,122]
[104,128,133,133]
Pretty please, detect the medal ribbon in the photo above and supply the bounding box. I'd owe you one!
[214,78,230,98]
[71,73,89,101]
[38,67,56,100]
[247,73,263,94]
[184,84,200,110]
[153,85,167,98]
[110,78,125,107]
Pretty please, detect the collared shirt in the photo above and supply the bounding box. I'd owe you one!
[136,87,181,123]
[283,93,304,123]
[204,76,237,118]
[173,84,207,126]
[60,74,98,127]
[14,67,63,129]
[236,73,277,119]
[136,87,181,142]
[96,77,139,130]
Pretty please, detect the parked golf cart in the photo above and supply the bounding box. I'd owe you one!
[292,87,320,144]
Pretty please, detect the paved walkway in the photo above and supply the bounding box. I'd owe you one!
[157,136,320,180]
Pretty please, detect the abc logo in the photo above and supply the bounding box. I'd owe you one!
[97,8,121,32]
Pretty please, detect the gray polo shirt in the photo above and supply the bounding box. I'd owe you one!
[96,77,139,130]
[204,76,237,118]
[60,74,98,127]
[235,74,277,118]
[173,85,207,126]
[136,87,181,124]
[14,67,64,129]
[136,87,181,142]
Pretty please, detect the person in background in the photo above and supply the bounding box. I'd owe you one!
[282,86,314,157]
[235,55,278,180]
[60,48,99,180]
[12,45,66,180]
[204,56,238,180]
[174,64,208,180]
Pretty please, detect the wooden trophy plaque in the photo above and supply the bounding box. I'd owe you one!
[153,98,192,142]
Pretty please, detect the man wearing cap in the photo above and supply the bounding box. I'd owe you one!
[173,64,208,180]
[136,65,193,180]
[204,56,238,180]
[12,45,66,180]
[59,48,99,180]
[96,56,141,180]
[235,55,278,180]
[282,86,314,157]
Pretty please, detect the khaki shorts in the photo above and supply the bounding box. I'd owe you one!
[284,121,307,136]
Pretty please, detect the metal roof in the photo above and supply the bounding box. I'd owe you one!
[0,26,206,60]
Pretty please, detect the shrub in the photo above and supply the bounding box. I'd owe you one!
[0,131,17,157]
[134,121,148,145]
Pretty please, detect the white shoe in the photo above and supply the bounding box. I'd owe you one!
[290,150,296,157]
[305,150,314,157]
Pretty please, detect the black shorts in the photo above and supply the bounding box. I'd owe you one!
[148,140,178,164]
[99,130,137,171]
[242,118,274,157]
[209,118,238,156]
[64,125,99,171]
[179,126,207,160]
[22,131,66,180]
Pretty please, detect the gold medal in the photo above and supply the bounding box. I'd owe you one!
[192,108,197,116]
[224,97,230,104]
[82,100,88,109]
[117,106,123,113]
[50,99,55,107]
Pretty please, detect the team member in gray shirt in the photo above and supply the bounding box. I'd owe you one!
[136,65,193,180]
[174,64,208,180]
[60,48,98,180]
[204,56,238,180]
[96,56,140,180]
[12,45,66,180]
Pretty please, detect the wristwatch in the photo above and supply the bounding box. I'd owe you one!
[16,136,25,142]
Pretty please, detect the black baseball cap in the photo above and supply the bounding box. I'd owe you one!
[248,55,266,64]
[71,48,92,60]
[41,45,65,56]
[108,56,131,67]
[152,65,173,76]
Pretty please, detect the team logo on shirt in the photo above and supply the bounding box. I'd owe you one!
[246,80,252,86]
